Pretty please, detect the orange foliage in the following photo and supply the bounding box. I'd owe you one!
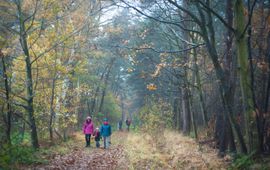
[147,83,157,91]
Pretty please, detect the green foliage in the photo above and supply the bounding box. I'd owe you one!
[93,93,121,127]
[130,114,142,132]
[0,144,45,169]
[11,131,31,145]
[229,152,255,170]
[138,99,173,137]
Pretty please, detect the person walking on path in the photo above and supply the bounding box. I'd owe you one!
[93,127,101,148]
[118,120,123,131]
[100,118,112,149]
[126,118,131,131]
[82,116,94,147]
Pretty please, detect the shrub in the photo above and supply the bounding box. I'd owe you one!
[0,144,43,169]
[138,99,173,139]
[229,152,255,170]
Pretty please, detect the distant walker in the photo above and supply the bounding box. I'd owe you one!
[126,118,131,131]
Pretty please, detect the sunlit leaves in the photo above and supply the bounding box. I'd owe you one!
[147,83,157,91]
[104,26,123,34]
[127,68,133,73]
[151,63,166,77]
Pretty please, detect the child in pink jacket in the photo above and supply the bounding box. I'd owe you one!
[82,116,94,147]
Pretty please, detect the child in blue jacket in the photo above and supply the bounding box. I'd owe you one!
[100,118,112,149]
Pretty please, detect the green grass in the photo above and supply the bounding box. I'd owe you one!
[229,152,255,170]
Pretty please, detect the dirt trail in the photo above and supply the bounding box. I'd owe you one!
[29,131,228,170]
[34,146,126,170]
[32,133,128,170]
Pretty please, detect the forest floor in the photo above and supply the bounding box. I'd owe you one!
[22,130,230,170]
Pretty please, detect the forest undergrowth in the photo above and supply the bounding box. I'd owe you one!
[120,130,229,170]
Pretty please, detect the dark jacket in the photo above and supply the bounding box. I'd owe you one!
[94,131,101,141]
[126,119,131,126]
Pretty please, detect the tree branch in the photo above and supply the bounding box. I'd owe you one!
[197,0,236,33]
[108,43,205,54]
[239,0,258,39]
[117,0,202,35]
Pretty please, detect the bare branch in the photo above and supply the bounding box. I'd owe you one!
[197,0,236,33]
[24,0,39,33]
[108,43,205,54]
[117,0,202,35]
[239,0,258,39]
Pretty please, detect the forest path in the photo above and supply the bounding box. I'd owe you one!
[32,130,229,170]
[33,132,128,170]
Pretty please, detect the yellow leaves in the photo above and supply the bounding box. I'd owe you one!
[127,68,133,73]
[1,47,12,56]
[159,52,169,59]
[138,43,153,50]
[0,36,7,48]
[57,64,69,74]
[147,83,157,91]
[151,63,166,77]
[104,26,123,34]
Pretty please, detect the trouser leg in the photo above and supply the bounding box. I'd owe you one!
[103,137,106,148]
[85,134,88,146]
[108,136,111,148]
[105,136,110,149]
[89,134,91,146]
[96,141,100,148]
[85,134,91,146]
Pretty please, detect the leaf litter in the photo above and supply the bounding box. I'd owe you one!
[26,131,228,170]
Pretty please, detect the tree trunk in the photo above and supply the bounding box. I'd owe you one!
[177,96,182,131]
[173,98,178,129]
[19,121,26,143]
[196,0,247,153]
[182,84,191,135]
[90,67,107,114]
[247,0,263,153]
[265,32,270,114]
[49,76,56,142]
[234,0,259,153]
[189,78,198,139]
[98,58,115,113]
[17,0,39,149]
[180,0,191,135]
[192,45,207,126]
[218,115,236,156]
[120,94,125,122]
[1,50,11,145]
[217,0,237,156]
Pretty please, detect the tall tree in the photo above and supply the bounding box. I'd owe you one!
[234,0,258,153]
[16,0,39,149]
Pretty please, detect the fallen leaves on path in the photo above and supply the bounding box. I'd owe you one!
[34,146,126,170]
[27,131,228,170]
